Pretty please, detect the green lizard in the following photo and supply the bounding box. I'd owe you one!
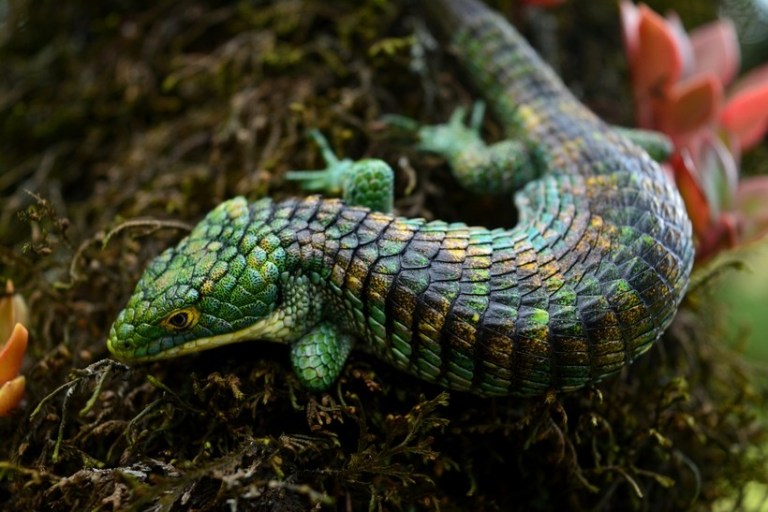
[107,0,694,396]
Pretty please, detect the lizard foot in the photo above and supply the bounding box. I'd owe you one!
[286,130,394,213]
[290,323,354,391]
[387,101,538,195]
[384,101,487,158]
[286,129,352,194]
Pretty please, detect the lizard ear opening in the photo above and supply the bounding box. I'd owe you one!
[161,307,200,332]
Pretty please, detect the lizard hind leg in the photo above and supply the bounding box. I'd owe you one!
[289,323,354,391]
[286,129,394,213]
[394,101,542,195]
[612,126,674,163]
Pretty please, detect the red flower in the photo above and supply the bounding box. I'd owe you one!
[0,281,29,416]
[621,1,768,261]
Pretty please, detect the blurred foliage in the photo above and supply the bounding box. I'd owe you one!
[621,1,768,262]
[1,0,766,510]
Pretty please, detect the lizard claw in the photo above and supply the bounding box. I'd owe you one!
[415,101,487,156]
[380,101,487,157]
[469,100,486,132]
[285,130,352,194]
[380,113,422,139]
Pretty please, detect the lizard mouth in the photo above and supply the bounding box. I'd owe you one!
[107,331,250,363]
[106,312,295,363]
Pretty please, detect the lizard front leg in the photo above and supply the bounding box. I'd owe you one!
[289,323,354,391]
[286,129,395,213]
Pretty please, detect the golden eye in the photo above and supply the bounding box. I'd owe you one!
[162,307,199,331]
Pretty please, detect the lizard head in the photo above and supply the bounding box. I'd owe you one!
[107,197,309,362]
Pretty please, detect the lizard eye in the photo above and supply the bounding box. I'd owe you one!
[162,307,199,331]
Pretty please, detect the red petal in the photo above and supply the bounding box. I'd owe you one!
[620,0,641,63]
[656,74,723,135]
[633,5,685,93]
[664,12,695,77]
[672,150,712,237]
[0,376,25,416]
[729,62,768,96]
[721,64,768,150]
[690,19,740,87]
[0,323,27,385]
[731,117,768,151]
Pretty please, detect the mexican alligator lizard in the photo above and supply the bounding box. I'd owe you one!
[107,0,694,396]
